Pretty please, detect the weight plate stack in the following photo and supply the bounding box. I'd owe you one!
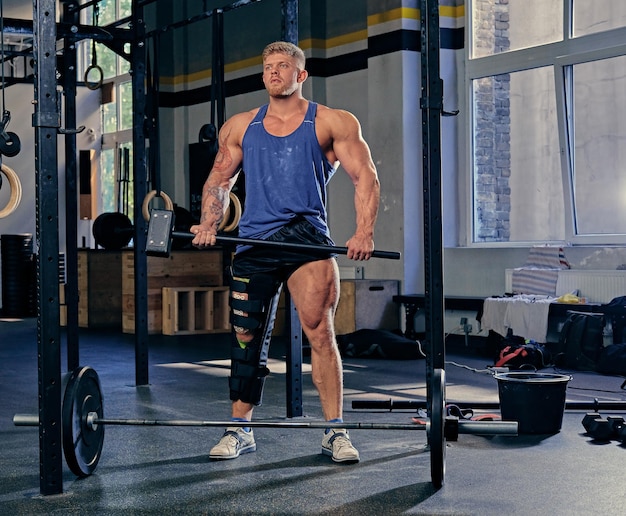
[1,234,34,317]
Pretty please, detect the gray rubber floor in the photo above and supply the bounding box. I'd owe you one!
[1,317,625,515]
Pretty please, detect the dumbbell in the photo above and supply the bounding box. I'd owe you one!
[581,413,625,441]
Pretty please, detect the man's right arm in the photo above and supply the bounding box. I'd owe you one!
[191,117,245,247]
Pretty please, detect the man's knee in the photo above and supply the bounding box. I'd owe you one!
[227,273,282,405]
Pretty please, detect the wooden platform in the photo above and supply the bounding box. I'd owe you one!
[161,286,229,335]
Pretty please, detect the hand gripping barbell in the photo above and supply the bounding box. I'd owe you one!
[92,193,240,251]
[13,366,518,485]
[145,209,402,259]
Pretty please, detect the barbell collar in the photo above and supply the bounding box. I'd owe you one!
[457,420,517,435]
[13,414,39,426]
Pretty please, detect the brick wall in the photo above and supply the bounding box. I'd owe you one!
[473,0,511,242]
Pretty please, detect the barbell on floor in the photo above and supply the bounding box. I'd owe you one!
[145,209,402,260]
[13,412,517,435]
[352,398,626,412]
[13,365,517,481]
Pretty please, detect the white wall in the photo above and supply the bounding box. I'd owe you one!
[0,84,100,302]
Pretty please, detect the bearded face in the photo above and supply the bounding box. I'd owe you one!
[262,53,306,98]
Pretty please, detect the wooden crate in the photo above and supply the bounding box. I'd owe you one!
[59,283,67,326]
[122,249,224,334]
[271,280,400,337]
[77,250,124,329]
[334,279,400,335]
[162,286,229,335]
[77,251,88,327]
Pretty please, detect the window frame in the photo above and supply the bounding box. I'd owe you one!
[465,0,626,246]
[78,0,134,219]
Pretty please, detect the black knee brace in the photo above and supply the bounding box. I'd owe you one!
[228,272,282,405]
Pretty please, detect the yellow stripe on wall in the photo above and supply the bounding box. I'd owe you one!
[367,7,419,26]
[366,4,464,26]
[162,5,464,87]
[300,30,369,51]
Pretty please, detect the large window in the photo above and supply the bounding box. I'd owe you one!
[81,0,134,219]
[571,55,626,235]
[468,0,626,244]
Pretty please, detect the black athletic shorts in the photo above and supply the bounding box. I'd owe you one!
[232,216,336,281]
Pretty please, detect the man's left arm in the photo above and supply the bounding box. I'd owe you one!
[331,110,381,261]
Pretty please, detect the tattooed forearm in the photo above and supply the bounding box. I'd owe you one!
[194,118,243,231]
[200,185,230,225]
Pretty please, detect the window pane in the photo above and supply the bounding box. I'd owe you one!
[95,43,118,80]
[119,49,131,75]
[119,81,133,131]
[100,145,134,221]
[120,0,132,18]
[471,0,562,58]
[102,97,118,133]
[118,144,134,221]
[574,0,626,36]
[97,0,117,26]
[573,56,626,235]
[473,67,564,242]
[100,148,116,213]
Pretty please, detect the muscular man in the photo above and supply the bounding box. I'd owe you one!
[191,41,380,463]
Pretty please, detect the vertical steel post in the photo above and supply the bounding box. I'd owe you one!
[32,0,63,496]
[285,291,303,417]
[131,0,150,385]
[281,0,298,45]
[420,0,445,397]
[61,0,80,371]
[281,0,302,417]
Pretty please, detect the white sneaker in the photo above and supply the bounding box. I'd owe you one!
[209,427,256,460]
[321,429,360,463]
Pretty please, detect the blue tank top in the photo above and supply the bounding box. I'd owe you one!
[239,101,336,241]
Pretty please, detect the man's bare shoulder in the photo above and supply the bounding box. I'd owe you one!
[220,108,260,142]
[315,104,361,135]
[226,108,258,130]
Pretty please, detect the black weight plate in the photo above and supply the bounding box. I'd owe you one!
[93,212,133,250]
[0,132,22,157]
[62,366,105,477]
[429,368,446,489]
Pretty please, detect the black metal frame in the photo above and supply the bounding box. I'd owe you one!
[26,0,298,495]
[33,0,63,497]
[420,0,445,421]
[61,1,81,372]
[280,0,302,419]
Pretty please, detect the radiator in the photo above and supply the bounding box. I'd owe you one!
[506,269,626,303]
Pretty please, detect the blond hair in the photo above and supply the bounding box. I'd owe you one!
[262,41,306,69]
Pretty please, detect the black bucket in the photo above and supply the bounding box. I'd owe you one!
[495,372,571,434]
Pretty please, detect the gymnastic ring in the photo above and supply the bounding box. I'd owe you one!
[84,64,104,91]
[222,192,242,233]
[217,203,231,231]
[0,163,23,218]
[142,190,174,221]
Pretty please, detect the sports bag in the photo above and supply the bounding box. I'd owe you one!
[494,341,547,370]
[556,311,604,371]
